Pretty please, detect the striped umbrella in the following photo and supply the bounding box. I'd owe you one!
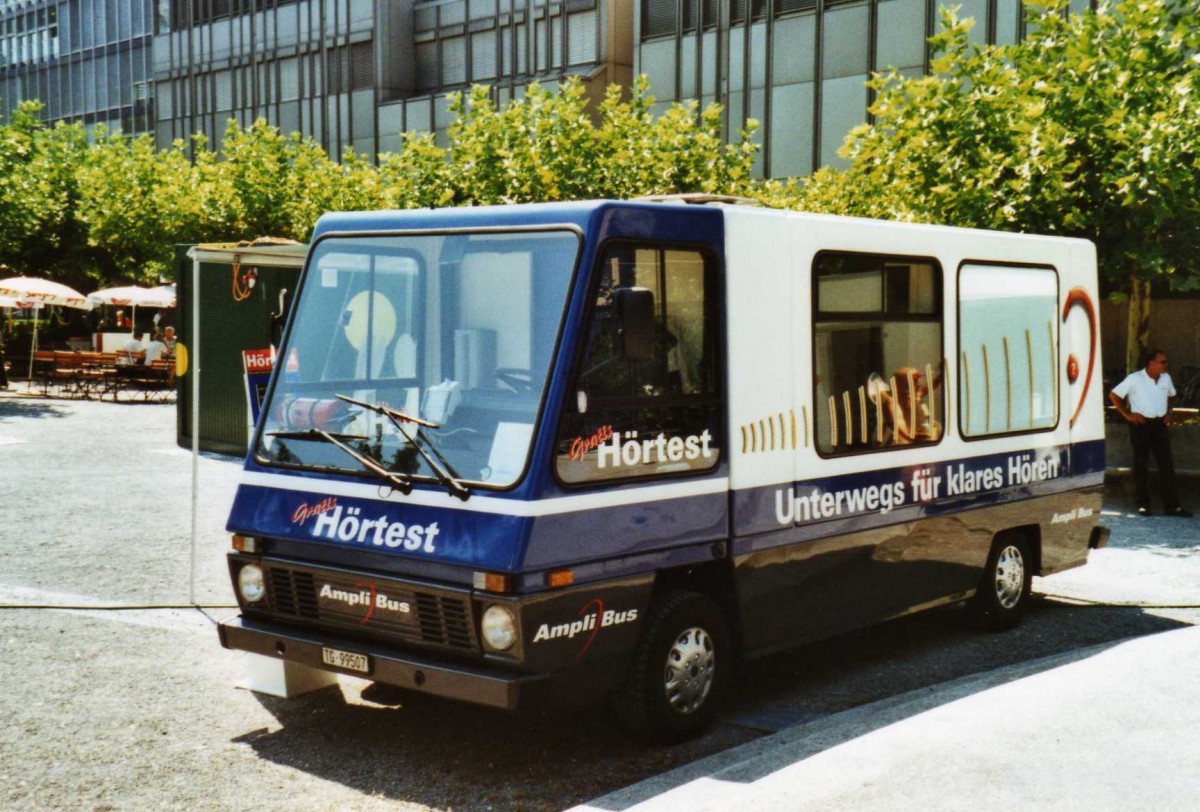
[0,277,93,378]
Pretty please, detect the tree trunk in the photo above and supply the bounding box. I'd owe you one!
[1125,272,1150,375]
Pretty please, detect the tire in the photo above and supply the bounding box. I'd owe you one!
[615,590,731,744]
[968,534,1033,631]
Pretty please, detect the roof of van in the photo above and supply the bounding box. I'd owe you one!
[312,200,628,239]
[311,198,1094,250]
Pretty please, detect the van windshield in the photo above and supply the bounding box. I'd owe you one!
[255,229,580,489]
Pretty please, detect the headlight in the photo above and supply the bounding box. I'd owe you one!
[481,604,516,651]
[238,564,266,603]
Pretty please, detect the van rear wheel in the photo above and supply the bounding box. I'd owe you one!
[615,591,730,744]
[968,535,1033,631]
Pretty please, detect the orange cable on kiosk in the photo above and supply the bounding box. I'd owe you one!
[231,236,298,302]
[232,261,257,302]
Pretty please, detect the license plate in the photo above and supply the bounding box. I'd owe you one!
[321,647,370,673]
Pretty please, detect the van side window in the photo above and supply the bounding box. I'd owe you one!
[556,244,721,483]
[813,252,943,455]
[958,264,1059,437]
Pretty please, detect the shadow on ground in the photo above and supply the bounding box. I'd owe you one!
[727,595,1185,729]
[228,597,1186,812]
[0,397,71,421]
[237,682,751,812]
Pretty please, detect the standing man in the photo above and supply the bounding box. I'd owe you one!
[1109,350,1193,517]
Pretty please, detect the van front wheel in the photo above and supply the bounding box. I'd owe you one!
[615,591,730,744]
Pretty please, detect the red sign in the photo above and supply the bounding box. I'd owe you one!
[569,424,614,461]
[242,348,275,374]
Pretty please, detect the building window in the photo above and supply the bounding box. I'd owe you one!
[442,36,467,85]
[730,0,766,25]
[326,42,375,94]
[416,41,438,91]
[774,0,816,16]
[2,6,61,66]
[351,41,374,90]
[170,0,300,29]
[567,9,596,65]
[641,0,719,40]
[279,56,299,100]
[813,252,944,454]
[958,264,1058,437]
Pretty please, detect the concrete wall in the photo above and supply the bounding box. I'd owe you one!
[1100,298,1200,377]
[1104,422,1200,510]
[1106,422,1200,473]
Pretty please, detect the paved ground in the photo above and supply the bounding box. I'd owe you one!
[573,463,1200,811]
[0,392,754,812]
[575,626,1200,812]
[2,389,1197,811]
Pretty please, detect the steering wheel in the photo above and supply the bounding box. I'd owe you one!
[495,368,533,393]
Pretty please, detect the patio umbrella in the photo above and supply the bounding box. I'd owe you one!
[88,284,176,309]
[0,277,94,378]
[0,295,41,309]
[145,284,177,308]
[0,277,92,309]
[88,284,177,333]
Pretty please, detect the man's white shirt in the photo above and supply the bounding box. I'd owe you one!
[1112,369,1175,418]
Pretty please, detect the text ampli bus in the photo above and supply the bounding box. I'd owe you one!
[218,198,1109,741]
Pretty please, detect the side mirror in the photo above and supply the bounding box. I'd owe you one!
[615,287,655,363]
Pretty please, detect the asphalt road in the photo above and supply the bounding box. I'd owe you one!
[1,392,1196,811]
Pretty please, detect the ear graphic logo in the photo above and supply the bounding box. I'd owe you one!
[353,580,377,625]
[1062,287,1096,428]
[575,598,603,659]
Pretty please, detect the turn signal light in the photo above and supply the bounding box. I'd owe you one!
[232,534,260,554]
[473,571,511,593]
[546,569,575,588]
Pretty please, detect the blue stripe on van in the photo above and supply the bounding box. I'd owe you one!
[227,439,1103,572]
[227,483,533,571]
[732,438,1106,542]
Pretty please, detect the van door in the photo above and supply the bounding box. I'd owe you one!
[526,240,728,569]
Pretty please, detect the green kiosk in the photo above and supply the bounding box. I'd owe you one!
[175,240,308,457]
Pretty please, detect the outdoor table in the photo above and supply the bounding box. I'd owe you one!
[109,359,175,403]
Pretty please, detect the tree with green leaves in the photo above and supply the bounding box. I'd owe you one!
[196,119,315,241]
[75,120,389,282]
[1,75,772,290]
[0,102,95,290]
[75,129,202,285]
[372,76,764,211]
[799,0,1200,372]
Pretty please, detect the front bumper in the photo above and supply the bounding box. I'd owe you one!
[219,615,546,710]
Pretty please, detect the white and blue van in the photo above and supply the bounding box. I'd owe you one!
[219,197,1108,741]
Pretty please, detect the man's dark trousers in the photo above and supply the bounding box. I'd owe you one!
[1130,417,1180,511]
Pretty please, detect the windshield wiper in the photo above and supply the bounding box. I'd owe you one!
[336,394,442,428]
[336,394,471,501]
[268,428,414,495]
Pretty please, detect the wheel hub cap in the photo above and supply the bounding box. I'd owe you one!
[994,545,1026,609]
[663,627,715,714]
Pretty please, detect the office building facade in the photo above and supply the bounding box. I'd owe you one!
[152,0,631,157]
[2,0,1101,178]
[634,0,1098,178]
[0,0,159,134]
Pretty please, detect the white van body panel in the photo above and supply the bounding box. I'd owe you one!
[721,207,1102,492]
